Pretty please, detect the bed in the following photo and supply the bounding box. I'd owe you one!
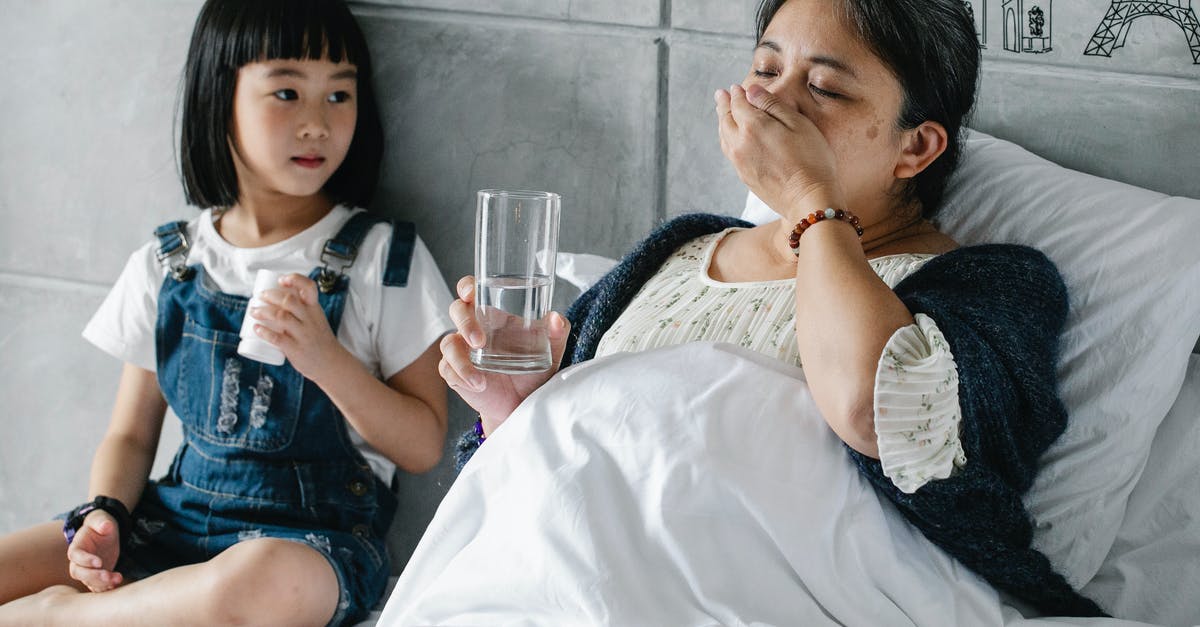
[359,129,1200,626]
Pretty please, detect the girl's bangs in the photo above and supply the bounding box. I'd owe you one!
[222,1,368,68]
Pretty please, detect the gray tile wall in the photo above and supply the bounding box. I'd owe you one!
[2,0,1198,574]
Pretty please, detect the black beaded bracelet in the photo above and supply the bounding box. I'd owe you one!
[63,495,132,547]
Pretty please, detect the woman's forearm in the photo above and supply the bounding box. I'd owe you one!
[792,219,915,458]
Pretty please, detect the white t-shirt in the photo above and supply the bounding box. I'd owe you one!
[82,205,454,482]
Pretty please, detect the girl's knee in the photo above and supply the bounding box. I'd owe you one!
[206,538,338,625]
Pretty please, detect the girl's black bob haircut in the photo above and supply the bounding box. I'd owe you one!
[755,0,980,219]
[179,0,383,209]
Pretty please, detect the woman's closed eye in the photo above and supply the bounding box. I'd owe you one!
[750,68,842,100]
[808,84,842,99]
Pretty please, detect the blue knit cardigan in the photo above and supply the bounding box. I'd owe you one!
[456,213,1106,617]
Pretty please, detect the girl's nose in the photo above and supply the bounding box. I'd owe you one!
[298,106,330,140]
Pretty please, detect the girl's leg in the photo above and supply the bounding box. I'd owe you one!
[0,537,340,627]
[0,521,85,603]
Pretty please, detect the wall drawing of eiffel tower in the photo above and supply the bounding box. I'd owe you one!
[1084,0,1200,63]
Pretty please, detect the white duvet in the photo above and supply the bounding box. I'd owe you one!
[378,343,1150,627]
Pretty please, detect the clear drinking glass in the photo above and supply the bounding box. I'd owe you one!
[471,189,561,374]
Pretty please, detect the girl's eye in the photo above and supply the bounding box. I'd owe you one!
[273,89,299,101]
[809,84,841,99]
[753,69,778,79]
[327,91,353,104]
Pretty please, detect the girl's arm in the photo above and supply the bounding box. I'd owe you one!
[251,274,448,474]
[69,363,167,592]
[88,363,168,508]
[310,341,448,474]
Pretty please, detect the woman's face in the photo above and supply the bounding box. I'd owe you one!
[743,0,909,217]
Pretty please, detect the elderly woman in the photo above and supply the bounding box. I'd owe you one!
[438,0,1104,617]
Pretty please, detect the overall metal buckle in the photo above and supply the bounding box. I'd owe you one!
[155,225,194,281]
[317,241,357,293]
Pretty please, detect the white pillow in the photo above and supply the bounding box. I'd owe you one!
[1082,355,1200,625]
[555,252,618,292]
[743,129,1200,589]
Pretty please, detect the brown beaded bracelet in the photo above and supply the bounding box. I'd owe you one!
[787,208,864,255]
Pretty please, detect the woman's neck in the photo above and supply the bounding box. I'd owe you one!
[216,193,334,248]
[860,217,944,257]
[765,201,950,262]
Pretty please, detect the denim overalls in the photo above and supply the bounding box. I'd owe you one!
[118,211,415,626]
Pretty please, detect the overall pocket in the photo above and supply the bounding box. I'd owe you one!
[175,315,302,452]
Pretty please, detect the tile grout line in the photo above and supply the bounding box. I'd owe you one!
[346,1,754,46]
[0,271,112,296]
[653,0,672,225]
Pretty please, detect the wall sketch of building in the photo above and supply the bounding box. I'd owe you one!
[1002,0,1054,53]
[964,0,989,48]
[1084,0,1200,63]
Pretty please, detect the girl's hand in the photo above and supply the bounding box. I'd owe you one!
[250,274,347,381]
[66,510,124,592]
[439,276,571,435]
[715,83,844,222]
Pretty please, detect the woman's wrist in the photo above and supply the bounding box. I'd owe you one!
[787,208,863,255]
[478,412,506,437]
[780,182,845,224]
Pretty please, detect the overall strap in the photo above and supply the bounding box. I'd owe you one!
[317,211,418,293]
[154,221,194,281]
[383,220,416,288]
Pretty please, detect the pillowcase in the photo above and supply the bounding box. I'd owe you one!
[1082,354,1200,625]
[742,129,1200,589]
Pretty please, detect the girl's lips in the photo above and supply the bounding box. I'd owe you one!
[291,156,325,169]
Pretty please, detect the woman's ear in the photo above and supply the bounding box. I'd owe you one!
[894,121,948,180]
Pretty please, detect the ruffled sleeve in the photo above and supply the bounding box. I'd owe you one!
[874,313,967,494]
[844,245,1105,617]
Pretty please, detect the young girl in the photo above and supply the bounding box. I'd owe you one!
[0,1,453,625]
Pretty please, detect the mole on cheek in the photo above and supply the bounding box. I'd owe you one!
[866,124,879,140]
